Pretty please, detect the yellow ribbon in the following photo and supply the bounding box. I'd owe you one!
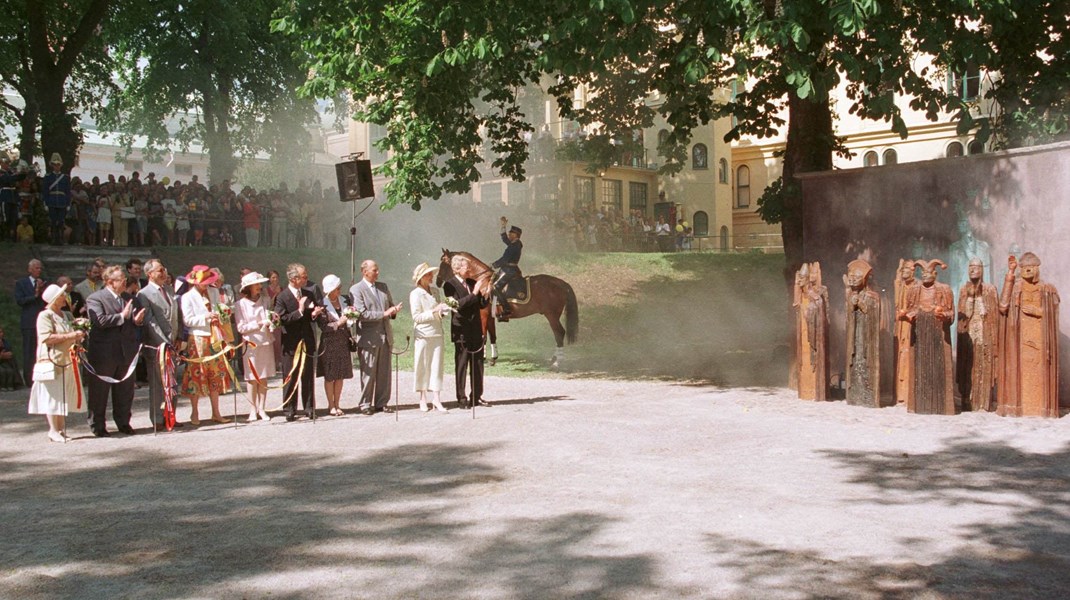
[272,340,307,411]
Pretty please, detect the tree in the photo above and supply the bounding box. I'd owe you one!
[3,0,116,169]
[275,0,1061,268]
[102,0,318,185]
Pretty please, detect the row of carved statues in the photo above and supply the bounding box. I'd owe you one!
[793,254,1061,417]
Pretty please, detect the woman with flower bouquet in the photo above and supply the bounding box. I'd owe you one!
[316,274,355,416]
[179,265,232,425]
[28,284,87,442]
[235,272,276,421]
[410,262,451,412]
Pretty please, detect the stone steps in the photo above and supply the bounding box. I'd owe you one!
[31,244,156,280]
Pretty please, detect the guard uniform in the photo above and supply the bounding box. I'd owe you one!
[492,225,523,316]
[42,166,70,245]
[0,167,23,241]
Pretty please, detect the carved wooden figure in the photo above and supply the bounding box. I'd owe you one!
[899,260,955,415]
[795,262,829,401]
[998,253,1061,418]
[844,259,881,407]
[956,258,999,412]
[893,259,917,406]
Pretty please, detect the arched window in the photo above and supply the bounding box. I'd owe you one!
[693,211,709,236]
[718,158,728,183]
[946,142,964,158]
[735,165,750,208]
[369,123,389,165]
[863,151,879,167]
[968,140,985,155]
[882,149,898,165]
[657,129,669,148]
[692,144,708,170]
[720,226,729,251]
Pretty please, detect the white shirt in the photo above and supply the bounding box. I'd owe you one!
[181,287,221,337]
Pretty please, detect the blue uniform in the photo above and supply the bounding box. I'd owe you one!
[42,171,71,244]
[492,232,523,313]
[1,169,24,240]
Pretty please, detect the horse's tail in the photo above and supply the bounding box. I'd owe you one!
[564,281,579,344]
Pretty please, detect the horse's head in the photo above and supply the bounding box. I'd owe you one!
[436,249,453,287]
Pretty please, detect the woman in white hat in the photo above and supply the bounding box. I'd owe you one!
[317,274,355,416]
[410,262,450,412]
[28,284,87,442]
[235,271,275,421]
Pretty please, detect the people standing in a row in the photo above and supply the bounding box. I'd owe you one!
[86,265,145,437]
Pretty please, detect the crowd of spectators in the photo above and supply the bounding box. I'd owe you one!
[2,166,345,250]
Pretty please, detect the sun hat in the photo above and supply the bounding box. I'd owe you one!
[322,274,341,295]
[43,283,69,308]
[412,262,437,284]
[186,265,219,286]
[240,271,269,292]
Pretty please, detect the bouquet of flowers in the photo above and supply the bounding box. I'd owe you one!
[268,311,281,331]
[215,303,232,319]
[71,317,92,334]
[342,307,362,321]
[443,296,459,311]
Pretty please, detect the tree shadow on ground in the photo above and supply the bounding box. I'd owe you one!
[0,443,661,598]
[703,438,1070,598]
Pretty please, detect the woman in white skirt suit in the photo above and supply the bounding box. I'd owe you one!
[28,284,87,443]
[235,271,275,421]
[409,263,450,412]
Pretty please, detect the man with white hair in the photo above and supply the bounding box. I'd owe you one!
[15,259,47,385]
[350,259,402,415]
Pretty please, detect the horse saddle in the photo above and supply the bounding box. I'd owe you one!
[503,276,531,305]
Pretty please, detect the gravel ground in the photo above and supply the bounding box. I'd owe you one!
[1,373,1068,599]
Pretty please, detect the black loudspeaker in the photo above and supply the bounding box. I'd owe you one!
[335,159,374,202]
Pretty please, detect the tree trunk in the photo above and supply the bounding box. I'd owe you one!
[17,101,39,164]
[37,81,81,175]
[781,93,834,274]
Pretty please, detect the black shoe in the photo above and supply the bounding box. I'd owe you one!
[304,411,315,419]
[117,425,136,435]
[360,407,375,416]
[285,414,297,422]
[475,399,491,407]
[93,429,111,438]
[457,400,470,409]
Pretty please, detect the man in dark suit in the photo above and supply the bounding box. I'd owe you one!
[350,259,402,415]
[15,259,47,385]
[274,263,323,421]
[442,255,489,409]
[138,259,180,428]
[86,265,145,436]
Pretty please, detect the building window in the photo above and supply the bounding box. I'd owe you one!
[882,149,898,165]
[174,163,193,176]
[628,181,648,214]
[123,159,143,172]
[948,64,981,101]
[507,181,529,206]
[657,129,669,149]
[863,151,879,167]
[718,158,728,183]
[369,123,388,165]
[601,179,622,211]
[968,140,985,155]
[574,176,594,211]
[481,181,503,205]
[693,211,709,236]
[735,165,750,208]
[692,144,708,170]
[946,142,964,158]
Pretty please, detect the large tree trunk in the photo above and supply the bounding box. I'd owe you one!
[781,93,834,274]
[200,84,239,186]
[17,101,39,164]
[37,82,81,175]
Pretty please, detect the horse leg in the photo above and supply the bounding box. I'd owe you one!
[545,312,566,368]
[487,314,498,366]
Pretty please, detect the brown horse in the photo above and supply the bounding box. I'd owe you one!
[437,249,579,366]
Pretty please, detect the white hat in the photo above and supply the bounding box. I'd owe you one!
[322,274,341,295]
[50,152,63,166]
[43,283,69,307]
[239,271,268,292]
[412,262,437,284]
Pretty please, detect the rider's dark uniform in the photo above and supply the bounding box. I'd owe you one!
[492,225,523,317]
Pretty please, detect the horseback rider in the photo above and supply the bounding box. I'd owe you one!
[492,216,523,320]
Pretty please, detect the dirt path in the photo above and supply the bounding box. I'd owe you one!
[1,374,1068,599]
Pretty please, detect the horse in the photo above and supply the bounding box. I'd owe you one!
[437,249,579,367]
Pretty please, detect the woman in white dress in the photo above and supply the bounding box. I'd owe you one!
[180,265,231,425]
[409,262,449,412]
[28,284,87,443]
[235,271,275,421]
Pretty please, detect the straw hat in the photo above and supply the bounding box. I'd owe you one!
[322,274,341,295]
[43,283,69,308]
[186,265,219,286]
[412,262,437,284]
[240,271,269,292]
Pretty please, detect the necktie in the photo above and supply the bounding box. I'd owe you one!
[162,288,171,307]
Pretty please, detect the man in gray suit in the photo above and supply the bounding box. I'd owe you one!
[350,259,402,415]
[138,259,180,428]
[86,265,145,436]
